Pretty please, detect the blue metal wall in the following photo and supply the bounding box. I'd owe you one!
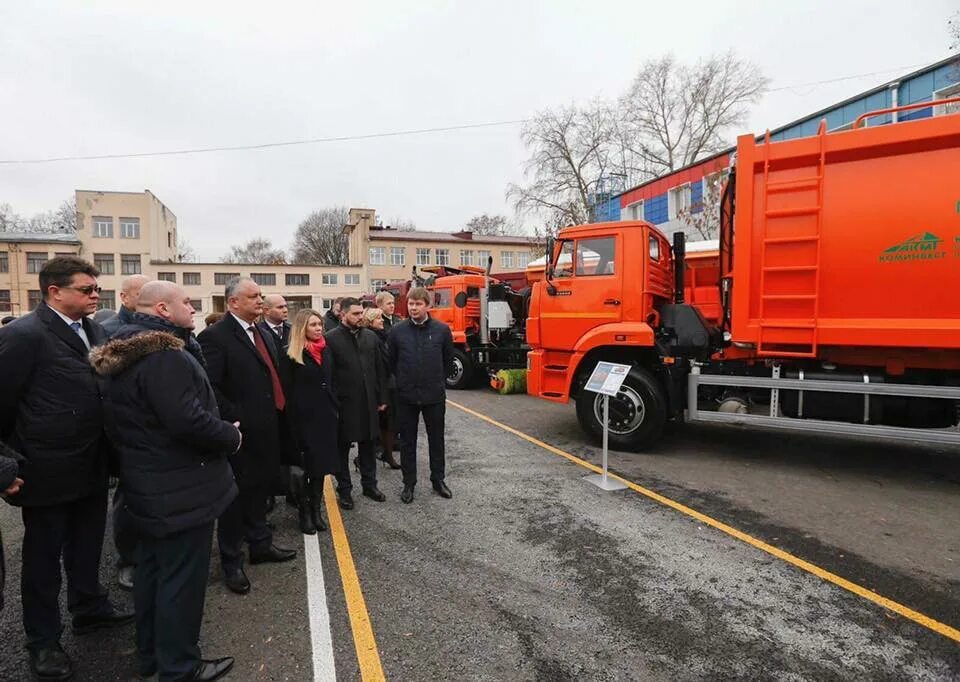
[592,196,621,222]
[645,193,669,224]
[690,180,703,214]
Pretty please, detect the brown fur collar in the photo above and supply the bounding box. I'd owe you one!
[89,331,184,376]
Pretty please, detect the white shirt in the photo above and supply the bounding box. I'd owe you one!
[230,312,257,346]
[50,305,90,350]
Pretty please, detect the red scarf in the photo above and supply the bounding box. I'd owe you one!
[305,336,326,366]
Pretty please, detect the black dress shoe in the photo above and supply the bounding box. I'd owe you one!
[138,661,157,678]
[249,545,297,564]
[362,486,386,502]
[185,656,234,681]
[378,450,401,469]
[30,644,73,680]
[224,568,250,595]
[400,485,415,504]
[73,606,135,634]
[337,491,354,510]
[432,481,452,499]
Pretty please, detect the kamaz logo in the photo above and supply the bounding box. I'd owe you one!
[879,233,946,262]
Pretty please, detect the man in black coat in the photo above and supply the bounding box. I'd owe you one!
[92,281,238,682]
[323,297,343,333]
[100,274,149,337]
[0,440,24,613]
[258,294,290,350]
[324,297,389,508]
[0,256,133,680]
[388,287,455,504]
[198,277,296,595]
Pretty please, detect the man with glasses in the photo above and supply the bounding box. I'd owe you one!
[0,256,133,681]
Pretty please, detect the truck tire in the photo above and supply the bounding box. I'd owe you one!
[575,364,667,450]
[447,348,474,390]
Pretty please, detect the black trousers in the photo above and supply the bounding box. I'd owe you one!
[112,486,138,569]
[20,489,110,650]
[397,401,446,487]
[217,489,271,573]
[135,521,214,681]
[334,440,377,492]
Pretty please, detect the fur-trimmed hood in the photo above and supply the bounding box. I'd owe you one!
[90,330,184,376]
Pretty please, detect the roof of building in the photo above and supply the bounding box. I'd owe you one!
[149,260,363,269]
[367,227,535,246]
[0,231,82,244]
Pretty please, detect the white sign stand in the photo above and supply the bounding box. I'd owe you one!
[582,362,629,491]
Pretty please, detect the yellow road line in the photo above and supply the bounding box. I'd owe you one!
[323,476,387,681]
[446,399,960,645]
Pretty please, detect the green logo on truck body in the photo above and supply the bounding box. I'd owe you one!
[879,233,945,262]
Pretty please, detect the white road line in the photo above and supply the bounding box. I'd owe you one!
[304,533,337,681]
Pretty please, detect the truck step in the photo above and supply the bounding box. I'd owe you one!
[765,206,820,218]
[762,265,818,273]
[766,176,821,193]
[763,235,820,245]
[761,294,817,300]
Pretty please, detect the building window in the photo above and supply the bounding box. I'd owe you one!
[121,254,142,275]
[624,200,644,221]
[390,247,406,266]
[322,298,335,310]
[98,290,116,311]
[517,252,530,268]
[251,273,276,286]
[344,273,360,286]
[157,272,176,283]
[0,290,9,312]
[28,290,42,311]
[183,272,201,286]
[500,251,514,269]
[435,248,449,266]
[369,247,385,265]
[321,273,338,286]
[477,250,491,268]
[26,252,48,274]
[416,248,431,265]
[0,252,8,273]
[93,216,113,238]
[286,273,310,286]
[190,299,202,312]
[459,250,475,266]
[168,232,172,248]
[214,272,240,286]
[120,218,140,239]
[669,184,692,219]
[92,254,114,275]
[370,279,387,290]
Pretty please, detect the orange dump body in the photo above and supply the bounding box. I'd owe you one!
[727,111,960,369]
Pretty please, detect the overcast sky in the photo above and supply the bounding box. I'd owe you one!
[1,1,956,260]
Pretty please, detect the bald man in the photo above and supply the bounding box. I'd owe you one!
[92,280,238,680]
[258,294,290,350]
[101,274,150,336]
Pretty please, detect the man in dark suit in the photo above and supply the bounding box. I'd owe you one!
[0,256,133,680]
[324,297,389,508]
[258,294,290,350]
[323,297,343,333]
[376,291,398,331]
[93,281,238,681]
[198,277,296,596]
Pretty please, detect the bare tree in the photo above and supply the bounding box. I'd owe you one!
[0,203,20,231]
[221,238,287,264]
[291,206,350,265]
[464,213,521,236]
[176,237,197,263]
[507,99,620,229]
[620,52,768,176]
[386,217,417,232]
[677,172,725,240]
[950,11,960,51]
[0,197,77,233]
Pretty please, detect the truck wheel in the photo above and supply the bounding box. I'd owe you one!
[447,348,474,390]
[575,365,667,450]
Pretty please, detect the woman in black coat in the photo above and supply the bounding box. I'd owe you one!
[285,309,339,534]
[363,307,400,469]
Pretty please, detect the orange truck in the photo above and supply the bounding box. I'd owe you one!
[526,99,960,449]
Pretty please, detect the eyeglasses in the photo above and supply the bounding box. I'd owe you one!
[61,285,102,296]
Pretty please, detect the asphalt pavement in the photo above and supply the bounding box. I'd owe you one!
[0,388,958,680]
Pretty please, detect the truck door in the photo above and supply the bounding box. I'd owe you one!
[539,234,622,350]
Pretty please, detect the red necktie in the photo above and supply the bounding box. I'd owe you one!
[249,325,286,411]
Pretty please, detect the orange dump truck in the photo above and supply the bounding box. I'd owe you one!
[527,100,960,449]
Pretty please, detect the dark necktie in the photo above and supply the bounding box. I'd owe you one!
[249,325,286,410]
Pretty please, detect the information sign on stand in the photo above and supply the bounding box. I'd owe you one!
[582,362,630,491]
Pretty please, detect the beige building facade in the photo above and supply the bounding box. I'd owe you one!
[343,208,537,289]
[0,232,83,316]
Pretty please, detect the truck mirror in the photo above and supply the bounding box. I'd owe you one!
[454,292,468,308]
[545,236,555,280]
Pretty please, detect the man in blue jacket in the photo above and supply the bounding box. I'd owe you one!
[92,280,239,681]
[387,287,455,504]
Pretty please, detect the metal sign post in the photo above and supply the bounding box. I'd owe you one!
[583,362,629,491]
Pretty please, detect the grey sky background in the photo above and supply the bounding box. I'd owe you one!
[1,1,956,261]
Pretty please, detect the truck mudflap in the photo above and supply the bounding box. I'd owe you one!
[686,366,960,445]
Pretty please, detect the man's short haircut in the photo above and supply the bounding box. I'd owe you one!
[225,276,255,300]
[39,256,100,298]
[375,291,394,306]
[407,287,430,304]
[333,296,344,306]
[340,296,361,311]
